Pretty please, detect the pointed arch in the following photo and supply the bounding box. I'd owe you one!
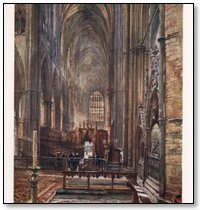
[147,88,159,129]
[40,55,51,126]
[41,55,50,101]
[60,81,69,132]
[146,88,159,153]
[51,69,63,130]
[15,47,25,156]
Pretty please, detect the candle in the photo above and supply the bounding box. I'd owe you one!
[33,130,38,169]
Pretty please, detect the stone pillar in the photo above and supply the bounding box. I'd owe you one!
[23,4,40,155]
[55,99,61,130]
[133,6,141,169]
[112,4,124,152]
[59,97,63,132]
[62,112,68,132]
[131,5,138,170]
[68,87,73,130]
[122,4,130,167]
[144,127,151,181]
[106,89,111,144]
[158,4,166,198]
[45,99,51,127]
[62,88,69,132]
[127,4,134,168]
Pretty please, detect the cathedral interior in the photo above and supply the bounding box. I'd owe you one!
[14,4,183,203]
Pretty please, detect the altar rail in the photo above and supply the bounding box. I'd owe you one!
[62,171,137,190]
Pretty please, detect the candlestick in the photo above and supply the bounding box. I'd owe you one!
[33,130,37,169]
[30,167,39,203]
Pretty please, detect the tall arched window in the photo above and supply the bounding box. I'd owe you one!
[89,91,104,122]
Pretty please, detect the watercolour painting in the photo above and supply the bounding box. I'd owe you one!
[3,3,193,204]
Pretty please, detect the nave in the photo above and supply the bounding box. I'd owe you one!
[14,4,183,203]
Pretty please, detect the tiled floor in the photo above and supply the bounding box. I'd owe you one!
[14,169,133,203]
[14,169,63,203]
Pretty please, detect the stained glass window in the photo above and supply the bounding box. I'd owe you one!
[89,91,104,122]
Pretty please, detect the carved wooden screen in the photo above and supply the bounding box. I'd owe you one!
[147,91,160,182]
[89,91,104,122]
[145,5,160,183]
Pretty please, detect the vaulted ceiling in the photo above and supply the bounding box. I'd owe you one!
[62,4,113,97]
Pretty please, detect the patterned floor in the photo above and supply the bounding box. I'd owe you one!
[14,170,133,203]
[51,177,133,203]
[14,169,63,203]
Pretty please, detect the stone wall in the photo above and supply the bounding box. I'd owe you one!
[165,4,183,200]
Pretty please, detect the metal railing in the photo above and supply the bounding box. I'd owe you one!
[147,154,159,181]
[14,156,107,171]
[14,156,66,171]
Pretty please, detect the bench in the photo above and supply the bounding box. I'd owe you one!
[127,179,152,203]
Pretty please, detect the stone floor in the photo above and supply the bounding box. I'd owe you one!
[52,177,133,203]
[51,193,132,203]
[14,169,63,203]
[14,169,133,203]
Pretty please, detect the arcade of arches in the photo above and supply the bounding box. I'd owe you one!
[14,4,183,203]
